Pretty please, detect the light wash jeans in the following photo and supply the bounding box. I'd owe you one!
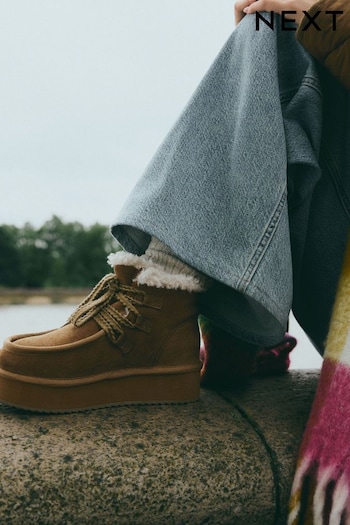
[113,14,350,350]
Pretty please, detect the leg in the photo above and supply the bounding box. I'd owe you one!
[113,14,323,347]
[0,15,324,411]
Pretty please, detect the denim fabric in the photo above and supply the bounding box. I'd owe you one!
[112,14,349,349]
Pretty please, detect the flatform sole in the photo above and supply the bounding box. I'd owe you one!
[0,367,200,413]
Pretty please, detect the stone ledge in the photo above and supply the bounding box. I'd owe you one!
[0,370,319,524]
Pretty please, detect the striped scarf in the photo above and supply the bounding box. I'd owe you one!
[289,235,350,524]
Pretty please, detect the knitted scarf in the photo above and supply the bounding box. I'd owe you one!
[288,235,350,525]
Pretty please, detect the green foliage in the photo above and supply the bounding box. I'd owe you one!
[0,225,22,287]
[0,216,121,288]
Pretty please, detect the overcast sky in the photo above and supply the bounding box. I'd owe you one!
[0,0,235,228]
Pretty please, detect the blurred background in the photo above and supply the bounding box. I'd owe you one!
[0,0,322,368]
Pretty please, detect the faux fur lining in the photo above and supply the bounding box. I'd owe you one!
[136,267,206,292]
[107,251,206,292]
[107,251,147,269]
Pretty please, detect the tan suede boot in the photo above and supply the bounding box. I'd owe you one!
[0,265,201,412]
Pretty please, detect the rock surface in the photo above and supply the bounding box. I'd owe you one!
[0,370,319,524]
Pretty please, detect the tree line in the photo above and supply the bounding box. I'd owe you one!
[0,216,121,288]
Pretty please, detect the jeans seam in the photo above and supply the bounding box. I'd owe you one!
[239,188,287,292]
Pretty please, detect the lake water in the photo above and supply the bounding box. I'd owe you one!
[0,304,322,370]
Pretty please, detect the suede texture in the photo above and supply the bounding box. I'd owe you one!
[0,266,201,382]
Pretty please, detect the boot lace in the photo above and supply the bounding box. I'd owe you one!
[68,273,145,344]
